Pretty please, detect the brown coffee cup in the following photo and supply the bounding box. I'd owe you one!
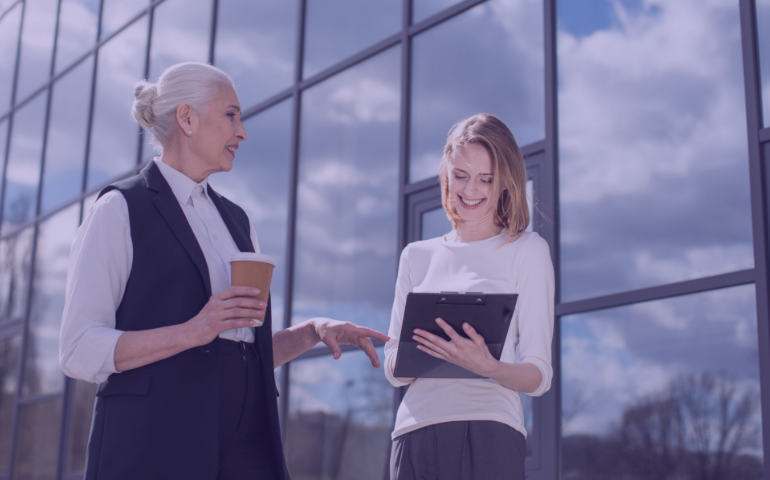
[230,252,275,327]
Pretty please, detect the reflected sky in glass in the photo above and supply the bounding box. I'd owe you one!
[87,17,147,190]
[54,0,99,74]
[410,0,544,183]
[12,398,63,480]
[0,3,21,115]
[0,334,20,474]
[99,0,149,40]
[413,0,463,24]
[14,0,58,102]
[558,0,753,301]
[756,0,770,127]
[562,284,763,477]
[421,206,451,241]
[2,92,47,232]
[22,204,79,397]
[66,379,97,473]
[0,228,34,323]
[293,47,400,331]
[40,56,93,214]
[287,348,393,480]
[214,0,297,109]
[303,0,401,79]
[148,0,211,82]
[209,100,293,332]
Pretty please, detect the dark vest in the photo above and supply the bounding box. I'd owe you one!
[84,161,290,480]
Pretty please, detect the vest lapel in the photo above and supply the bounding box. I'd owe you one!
[141,161,213,297]
[208,185,255,253]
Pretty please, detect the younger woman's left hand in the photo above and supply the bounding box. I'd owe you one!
[413,318,497,377]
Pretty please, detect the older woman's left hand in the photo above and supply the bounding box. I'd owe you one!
[413,318,497,377]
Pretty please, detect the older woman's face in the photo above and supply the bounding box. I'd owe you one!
[194,84,247,174]
[447,143,496,226]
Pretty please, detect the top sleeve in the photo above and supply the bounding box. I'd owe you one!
[514,234,555,397]
[384,246,412,387]
[59,191,132,384]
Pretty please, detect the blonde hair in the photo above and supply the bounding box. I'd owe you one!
[440,113,529,244]
[131,62,234,153]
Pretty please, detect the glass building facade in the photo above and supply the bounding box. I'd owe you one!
[0,0,769,479]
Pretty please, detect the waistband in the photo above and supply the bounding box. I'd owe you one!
[218,337,259,358]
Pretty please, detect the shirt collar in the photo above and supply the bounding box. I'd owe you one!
[154,158,209,205]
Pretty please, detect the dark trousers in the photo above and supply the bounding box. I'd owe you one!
[390,421,527,480]
[217,338,277,480]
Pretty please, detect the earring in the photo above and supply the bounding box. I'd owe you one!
[188,131,192,135]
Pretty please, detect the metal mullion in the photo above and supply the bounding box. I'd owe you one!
[0,0,21,23]
[556,269,756,317]
[136,1,155,167]
[208,0,218,65]
[760,128,770,143]
[407,0,487,38]
[79,0,105,213]
[7,216,39,480]
[241,88,293,123]
[280,0,307,445]
[537,0,560,478]
[739,1,770,477]
[16,392,63,406]
[298,32,401,93]
[0,0,26,231]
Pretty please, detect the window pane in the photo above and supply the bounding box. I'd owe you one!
[14,0,58,102]
[54,0,99,74]
[421,206,451,240]
[214,0,297,109]
[303,0,401,79]
[0,227,34,322]
[293,47,400,331]
[562,284,764,478]
[756,0,770,126]
[87,17,147,190]
[99,0,149,40]
[209,100,293,332]
[558,0,752,301]
[40,56,93,213]
[0,3,22,115]
[12,398,63,480]
[148,0,211,82]
[413,0,464,24]
[22,204,79,397]
[0,334,21,475]
[65,379,97,473]
[2,91,47,232]
[410,0,544,183]
[286,348,393,480]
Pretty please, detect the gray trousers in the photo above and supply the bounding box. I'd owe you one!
[390,421,526,480]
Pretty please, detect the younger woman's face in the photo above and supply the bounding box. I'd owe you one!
[446,143,496,226]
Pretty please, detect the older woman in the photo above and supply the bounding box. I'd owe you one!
[59,62,388,480]
[384,114,555,480]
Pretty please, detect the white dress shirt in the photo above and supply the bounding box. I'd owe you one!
[59,159,260,384]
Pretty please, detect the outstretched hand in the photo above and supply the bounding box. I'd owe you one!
[313,318,390,367]
[413,318,497,377]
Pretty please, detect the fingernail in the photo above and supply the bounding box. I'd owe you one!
[251,319,260,326]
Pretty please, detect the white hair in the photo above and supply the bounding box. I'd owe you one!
[131,62,235,153]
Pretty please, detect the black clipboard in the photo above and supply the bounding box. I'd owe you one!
[393,292,518,379]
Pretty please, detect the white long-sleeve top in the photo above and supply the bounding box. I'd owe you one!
[59,158,259,384]
[384,229,554,439]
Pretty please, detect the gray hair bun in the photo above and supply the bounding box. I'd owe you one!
[131,80,158,129]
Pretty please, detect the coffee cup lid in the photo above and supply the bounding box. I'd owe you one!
[230,252,275,266]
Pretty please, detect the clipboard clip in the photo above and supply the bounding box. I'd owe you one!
[436,292,487,305]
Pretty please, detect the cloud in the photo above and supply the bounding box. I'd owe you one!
[557,0,752,301]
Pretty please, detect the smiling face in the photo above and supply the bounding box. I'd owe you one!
[446,142,497,228]
[190,84,247,177]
